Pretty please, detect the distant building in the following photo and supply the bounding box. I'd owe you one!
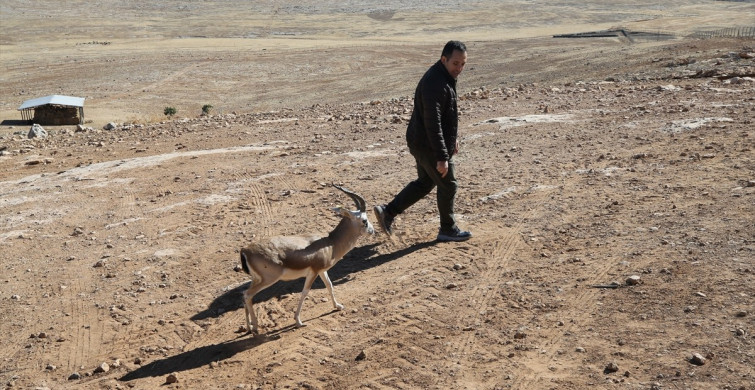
[18,95,85,125]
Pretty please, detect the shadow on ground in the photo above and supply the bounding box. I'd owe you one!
[119,334,268,382]
[0,120,30,126]
[119,241,437,382]
[190,240,437,321]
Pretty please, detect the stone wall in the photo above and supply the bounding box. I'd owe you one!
[33,105,80,125]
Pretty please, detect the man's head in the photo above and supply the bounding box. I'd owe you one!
[440,40,467,80]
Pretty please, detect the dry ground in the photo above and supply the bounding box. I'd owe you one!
[1,1,754,389]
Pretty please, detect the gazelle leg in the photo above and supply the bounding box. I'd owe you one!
[319,271,343,311]
[243,278,276,335]
[294,272,317,327]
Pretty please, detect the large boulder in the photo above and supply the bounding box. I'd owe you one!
[28,124,47,139]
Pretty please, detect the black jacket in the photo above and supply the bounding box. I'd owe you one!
[406,60,459,162]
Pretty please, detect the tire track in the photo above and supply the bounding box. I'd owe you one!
[107,176,142,230]
[509,251,616,389]
[347,244,449,388]
[440,223,528,387]
[432,187,551,388]
[60,271,105,373]
[270,174,329,235]
[0,298,48,379]
[504,180,620,389]
[246,179,276,238]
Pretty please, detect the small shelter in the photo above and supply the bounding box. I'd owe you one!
[18,95,85,125]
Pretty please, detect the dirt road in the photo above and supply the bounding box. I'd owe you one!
[1,1,753,389]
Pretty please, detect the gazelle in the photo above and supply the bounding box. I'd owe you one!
[239,184,374,335]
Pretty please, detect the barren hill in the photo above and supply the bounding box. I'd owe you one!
[0,1,754,389]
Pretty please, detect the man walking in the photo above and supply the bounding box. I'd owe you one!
[374,40,472,242]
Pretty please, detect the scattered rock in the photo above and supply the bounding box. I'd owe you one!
[689,353,706,366]
[67,372,81,380]
[728,77,745,85]
[235,325,248,334]
[604,362,619,374]
[355,350,366,361]
[657,84,678,91]
[625,275,641,285]
[165,373,178,384]
[28,124,47,139]
[93,362,109,374]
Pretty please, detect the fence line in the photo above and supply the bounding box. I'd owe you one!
[689,26,755,39]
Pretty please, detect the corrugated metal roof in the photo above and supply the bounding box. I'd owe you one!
[18,95,85,110]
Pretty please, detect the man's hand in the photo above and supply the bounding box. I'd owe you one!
[436,160,449,178]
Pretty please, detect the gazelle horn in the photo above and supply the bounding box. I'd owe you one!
[333,184,366,212]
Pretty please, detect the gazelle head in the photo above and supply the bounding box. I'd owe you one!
[333,184,375,235]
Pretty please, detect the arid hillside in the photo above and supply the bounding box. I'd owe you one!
[1,1,754,389]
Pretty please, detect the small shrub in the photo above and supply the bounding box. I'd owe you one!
[164,107,177,117]
[201,104,213,115]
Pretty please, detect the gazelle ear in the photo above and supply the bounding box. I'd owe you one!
[332,207,350,217]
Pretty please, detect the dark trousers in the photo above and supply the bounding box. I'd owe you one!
[386,148,458,232]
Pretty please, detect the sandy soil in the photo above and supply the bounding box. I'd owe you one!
[1,1,754,389]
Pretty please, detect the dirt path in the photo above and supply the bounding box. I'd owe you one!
[1,1,754,389]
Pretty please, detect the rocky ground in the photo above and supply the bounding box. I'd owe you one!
[1,4,754,389]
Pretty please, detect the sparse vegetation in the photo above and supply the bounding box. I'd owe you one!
[202,104,213,115]
[164,106,177,117]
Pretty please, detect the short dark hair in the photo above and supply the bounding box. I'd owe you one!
[441,40,467,58]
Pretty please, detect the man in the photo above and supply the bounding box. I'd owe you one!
[374,40,472,242]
